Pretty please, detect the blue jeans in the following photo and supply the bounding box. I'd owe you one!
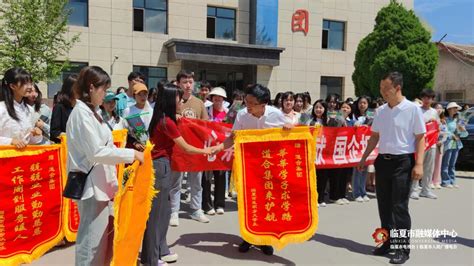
[441,149,460,185]
[352,168,367,198]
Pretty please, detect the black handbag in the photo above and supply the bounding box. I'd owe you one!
[63,165,95,200]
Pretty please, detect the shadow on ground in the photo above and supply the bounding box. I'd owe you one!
[169,232,296,265]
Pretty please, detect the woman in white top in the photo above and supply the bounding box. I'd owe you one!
[100,91,124,130]
[25,84,51,143]
[0,67,42,148]
[280,91,301,125]
[66,66,143,266]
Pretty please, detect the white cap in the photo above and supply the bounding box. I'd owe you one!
[446,102,461,110]
[209,87,227,99]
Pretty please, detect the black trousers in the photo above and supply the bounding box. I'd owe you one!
[329,168,351,201]
[316,169,329,203]
[374,154,414,254]
[202,170,226,212]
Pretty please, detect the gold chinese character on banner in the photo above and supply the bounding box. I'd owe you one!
[15,204,26,214]
[48,155,55,161]
[296,172,303,178]
[264,181,273,190]
[31,200,43,209]
[33,219,43,227]
[265,191,275,200]
[281,191,291,200]
[11,175,24,185]
[32,210,43,219]
[48,166,55,172]
[281,181,289,190]
[264,212,277,222]
[33,227,42,236]
[14,223,27,232]
[261,160,274,169]
[15,214,26,223]
[282,212,293,221]
[11,167,24,174]
[262,149,272,159]
[279,169,288,179]
[281,201,291,211]
[295,154,302,160]
[30,162,42,172]
[13,185,23,194]
[31,191,42,199]
[294,143,301,148]
[278,149,288,158]
[265,201,275,211]
[30,182,42,190]
[263,170,273,180]
[13,194,24,204]
[30,172,42,182]
[278,159,288,168]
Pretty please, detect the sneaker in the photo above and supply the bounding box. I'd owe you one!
[169,212,179,227]
[230,191,238,199]
[434,184,442,189]
[410,191,419,200]
[363,195,370,202]
[335,199,345,205]
[419,191,438,199]
[355,196,364,203]
[319,202,327,207]
[429,183,435,189]
[205,209,216,215]
[453,184,460,188]
[157,260,168,266]
[216,208,225,215]
[161,252,178,263]
[446,184,454,188]
[342,198,350,204]
[190,210,210,223]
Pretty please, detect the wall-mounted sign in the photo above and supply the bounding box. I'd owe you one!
[292,9,309,36]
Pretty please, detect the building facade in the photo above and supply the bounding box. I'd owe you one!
[434,42,474,104]
[48,0,414,100]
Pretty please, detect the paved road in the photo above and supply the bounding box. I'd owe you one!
[33,173,473,265]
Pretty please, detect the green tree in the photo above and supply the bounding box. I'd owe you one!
[352,1,438,99]
[0,0,79,82]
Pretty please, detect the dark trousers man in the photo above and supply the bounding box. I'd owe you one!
[374,154,414,255]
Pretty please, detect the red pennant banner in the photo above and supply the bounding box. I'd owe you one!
[171,119,439,171]
[0,148,64,265]
[171,118,233,172]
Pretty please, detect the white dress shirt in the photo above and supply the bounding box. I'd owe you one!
[372,98,426,155]
[66,100,135,201]
[0,101,42,145]
[233,105,287,130]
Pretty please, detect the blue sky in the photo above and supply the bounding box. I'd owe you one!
[414,0,474,44]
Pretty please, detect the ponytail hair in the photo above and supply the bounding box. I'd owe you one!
[73,66,111,123]
[1,67,32,121]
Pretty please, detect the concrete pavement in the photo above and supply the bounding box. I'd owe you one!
[32,173,473,265]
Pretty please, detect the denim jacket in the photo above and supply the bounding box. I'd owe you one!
[444,117,468,151]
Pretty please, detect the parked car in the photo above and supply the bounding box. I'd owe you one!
[457,115,474,165]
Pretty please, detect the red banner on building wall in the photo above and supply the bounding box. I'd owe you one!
[171,119,439,171]
[0,147,65,265]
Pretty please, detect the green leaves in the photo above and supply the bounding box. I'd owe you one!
[0,0,79,82]
[353,1,438,99]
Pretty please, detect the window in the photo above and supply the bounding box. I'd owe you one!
[47,62,88,99]
[252,0,278,47]
[207,7,236,40]
[322,20,345,50]
[66,0,88,27]
[445,91,465,102]
[133,0,167,34]
[320,76,343,100]
[133,66,167,89]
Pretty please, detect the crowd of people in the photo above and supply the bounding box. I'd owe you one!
[0,66,470,265]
